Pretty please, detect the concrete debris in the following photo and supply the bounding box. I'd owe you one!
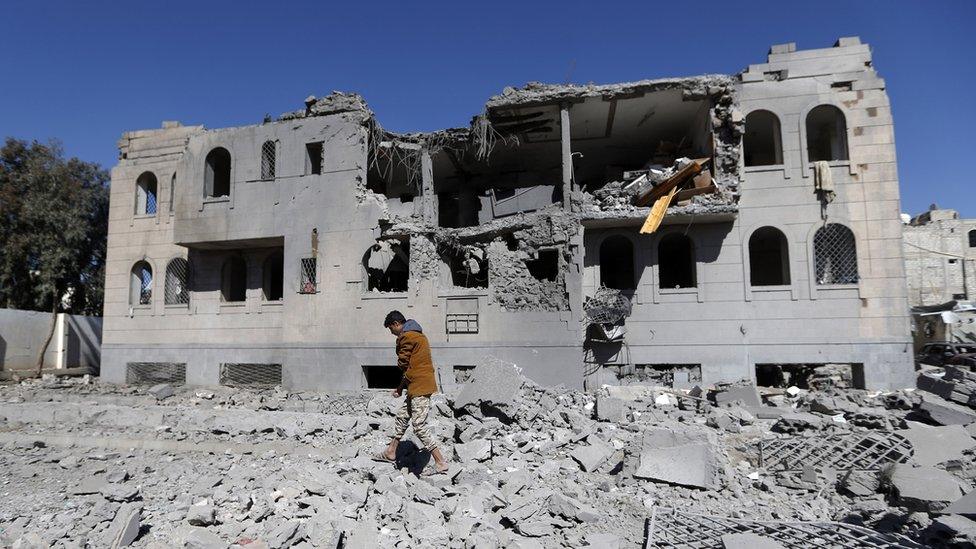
[0,363,972,547]
[721,532,786,549]
[106,503,142,548]
[918,394,976,425]
[945,491,976,516]
[900,422,976,466]
[186,503,216,526]
[886,464,964,512]
[453,356,524,421]
[148,383,175,401]
[570,437,613,473]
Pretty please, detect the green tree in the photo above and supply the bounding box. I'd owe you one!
[0,138,109,373]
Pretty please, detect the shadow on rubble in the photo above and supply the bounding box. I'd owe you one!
[393,440,432,477]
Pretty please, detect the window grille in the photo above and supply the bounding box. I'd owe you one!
[446,313,478,334]
[814,224,858,284]
[299,257,317,294]
[126,362,186,385]
[219,363,282,387]
[261,140,276,180]
[139,265,152,305]
[146,189,157,215]
[165,258,190,305]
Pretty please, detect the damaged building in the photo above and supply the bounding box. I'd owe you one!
[101,37,914,392]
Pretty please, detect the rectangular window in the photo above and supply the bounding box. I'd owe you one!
[446,314,479,334]
[362,365,402,389]
[299,257,317,294]
[126,362,186,385]
[305,142,323,175]
[219,363,282,387]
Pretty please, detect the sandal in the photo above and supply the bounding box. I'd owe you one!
[371,452,396,463]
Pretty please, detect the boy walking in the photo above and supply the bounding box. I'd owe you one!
[375,311,449,474]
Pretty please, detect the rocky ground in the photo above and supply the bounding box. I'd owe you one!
[1,360,976,548]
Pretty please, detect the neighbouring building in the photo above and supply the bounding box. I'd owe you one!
[101,37,914,392]
[903,205,976,306]
[903,205,976,348]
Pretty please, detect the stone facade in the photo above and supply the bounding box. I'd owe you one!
[101,37,915,391]
[903,206,976,306]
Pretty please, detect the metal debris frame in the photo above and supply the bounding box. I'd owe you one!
[645,507,925,548]
[758,431,913,472]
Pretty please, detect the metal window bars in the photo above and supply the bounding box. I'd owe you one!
[814,223,859,284]
[646,507,925,548]
[299,257,317,294]
[261,140,276,180]
[146,188,157,215]
[165,258,190,305]
[446,313,479,334]
[139,265,153,305]
[758,431,912,472]
[219,363,282,388]
[126,362,186,385]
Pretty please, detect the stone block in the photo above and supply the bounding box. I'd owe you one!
[570,438,613,473]
[454,439,491,463]
[919,395,976,426]
[106,502,142,548]
[901,423,976,467]
[721,532,786,549]
[454,357,523,421]
[887,464,963,511]
[186,504,215,526]
[714,385,761,408]
[635,441,717,490]
[946,491,976,516]
[148,383,175,400]
[596,395,626,422]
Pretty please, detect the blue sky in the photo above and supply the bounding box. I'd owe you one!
[1,0,973,217]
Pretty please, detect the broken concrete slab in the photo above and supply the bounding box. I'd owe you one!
[721,532,786,549]
[635,441,717,490]
[595,395,626,422]
[148,384,175,401]
[918,395,976,426]
[900,422,976,467]
[104,502,142,548]
[887,464,964,511]
[186,503,216,526]
[454,439,492,463]
[570,438,613,473]
[714,384,761,408]
[453,356,524,421]
[945,491,976,516]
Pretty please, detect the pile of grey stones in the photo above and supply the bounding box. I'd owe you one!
[4,360,976,547]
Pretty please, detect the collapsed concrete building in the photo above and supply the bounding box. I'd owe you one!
[101,37,914,392]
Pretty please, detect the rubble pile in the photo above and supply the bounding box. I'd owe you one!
[3,363,976,547]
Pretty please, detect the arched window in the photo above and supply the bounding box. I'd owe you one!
[262,251,284,301]
[135,172,158,215]
[261,141,276,181]
[221,256,247,302]
[744,110,783,166]
[658,233,696,289]
[130,261,153,305]
[806,105,848,162]
[814,224,859,284]
[165,258,190,305]
[969,229,976,248]
[599,235,635,290]
[749,227,790,286]
[205,147,231,198]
